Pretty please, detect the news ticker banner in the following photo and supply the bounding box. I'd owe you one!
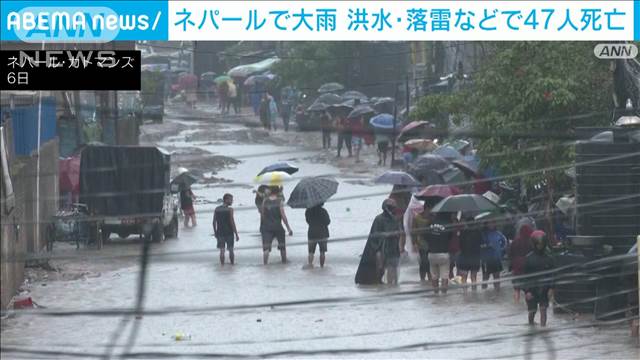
[1,0,639,42]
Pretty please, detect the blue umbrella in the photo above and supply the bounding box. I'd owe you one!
[374,171,421,186]
[369,113,396,130]
[257,162,299,176]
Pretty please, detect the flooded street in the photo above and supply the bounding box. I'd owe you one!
[1,112,638,360]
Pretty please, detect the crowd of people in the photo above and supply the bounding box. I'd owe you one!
[179,180,558,327]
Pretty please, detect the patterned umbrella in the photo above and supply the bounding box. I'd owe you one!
[404,138,437,151]
[374,171,421,186]
[254,171,292,186]
[257,162,299,176]
[431,194,499,213]
[398,121,432,142]
[318,82,344,93]
[287,177,339,209]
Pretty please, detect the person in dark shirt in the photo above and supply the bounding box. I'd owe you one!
[355,199,402,285]
[458,217,483,292]
[305,203,331,268]
[260,186,293,265]
[426,212,453,294]
[213,194,239,265]
[523,230,555,326]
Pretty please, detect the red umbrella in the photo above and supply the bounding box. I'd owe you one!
[414,184,462,200]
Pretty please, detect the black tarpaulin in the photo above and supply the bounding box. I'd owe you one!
[79,145,170,217]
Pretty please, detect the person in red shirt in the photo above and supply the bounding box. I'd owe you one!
[510,224,534,303]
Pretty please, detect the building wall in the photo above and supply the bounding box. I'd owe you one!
[0,138,58,309]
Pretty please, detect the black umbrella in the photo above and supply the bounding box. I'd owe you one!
[318,82,344,93]
[408,154,450,185]
[307,101,328,112]
[347,105,376,119]
[257,162,299,176]
[374,171,421,186]
[287,177,339,209]
[431,194,499,213]
[342,90,368,102]
[316,93,343,105]
[372,97,395,114]
[171,168,199,191]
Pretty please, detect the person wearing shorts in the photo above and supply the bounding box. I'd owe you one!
[260,187,293,265]
[376,134,391,166]
[425,213,453,294]
[305,203,331,268]
[213,194,239,265]
[180,187,197,228]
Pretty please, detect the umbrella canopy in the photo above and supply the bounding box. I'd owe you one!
[328,102,355,113]
[315,93,343,105]
[433,145,463,161]
[347,105,376,119]
[431,194,499,213]
[451,159,478,177]
[318,82,344,93]
[307,101,328,112]
[398,121,432,142]
[254,171,292,186]
[369,113,396,130]
[200,71,217,82]
[408,154,450,185]
[374,171,421,186]
[404,138,437,152]
[214,75,232,84]
[227,57,280,78]
[342,90,368,101]
[244,73,275,86]
[287,177,339,209]
[415,184,462,200]
[171,168,199,190]
[257,162,299,176]
[412,154,450,172]
[372,97,395,113]
[448,139,472,154]
[439,166,468,186]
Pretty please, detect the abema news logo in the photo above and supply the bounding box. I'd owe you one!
[2,1,168,42]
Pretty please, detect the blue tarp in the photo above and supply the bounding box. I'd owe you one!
[10,97,56,156]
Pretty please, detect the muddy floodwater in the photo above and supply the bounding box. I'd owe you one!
[2,116,638,360]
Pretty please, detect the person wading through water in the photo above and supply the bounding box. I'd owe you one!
[260,186,293,264]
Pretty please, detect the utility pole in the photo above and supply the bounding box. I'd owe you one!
[391,83,399,168]
[405,75,410,119]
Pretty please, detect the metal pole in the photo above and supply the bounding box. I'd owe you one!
[406,75,410,119]
[637,234,639,340]
[391,83,399,168]
[36,41,43,251]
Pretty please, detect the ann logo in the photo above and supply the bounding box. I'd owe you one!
[594,44,638,59]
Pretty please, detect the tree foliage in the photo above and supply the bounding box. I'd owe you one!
[472,42,612,186]
[413,42,614,188]
[272,42,347,93]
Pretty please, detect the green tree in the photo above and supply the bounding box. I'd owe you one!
[471,42,612,186]
[272,42,348,93]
